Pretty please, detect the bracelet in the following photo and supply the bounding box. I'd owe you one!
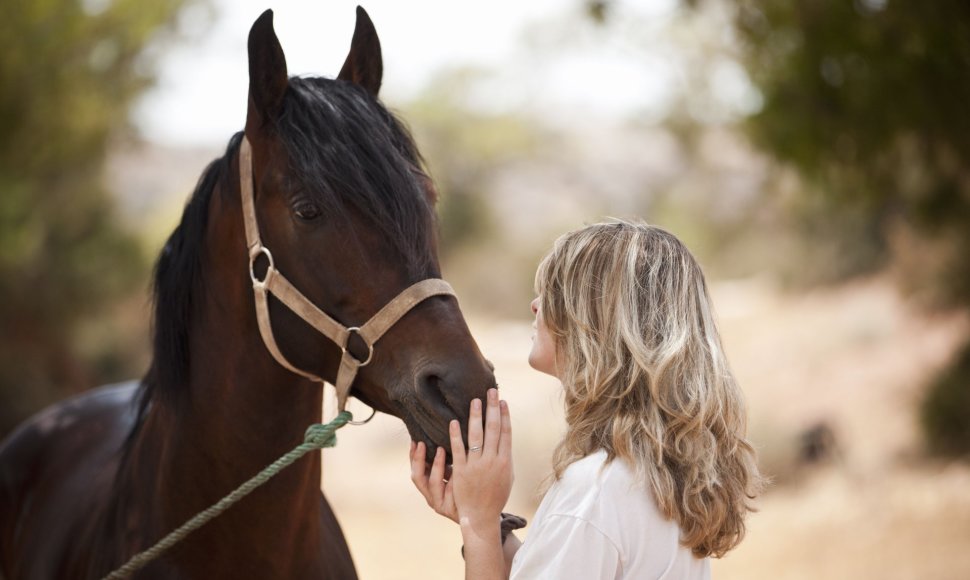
[500,512,528,541]
[461,512,528,559]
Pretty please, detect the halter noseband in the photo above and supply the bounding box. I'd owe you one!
[239,136,455,422]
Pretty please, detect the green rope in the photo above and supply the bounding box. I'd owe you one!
[101,411,353,580]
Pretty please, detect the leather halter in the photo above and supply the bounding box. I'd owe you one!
[239,136,455,421]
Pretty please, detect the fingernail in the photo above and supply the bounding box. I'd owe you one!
[472,399,481,411]
[500,400,508,410]
[450,420,459,432]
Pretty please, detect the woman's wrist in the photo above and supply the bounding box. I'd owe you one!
[460,514,503,544]
[460,512,527,560]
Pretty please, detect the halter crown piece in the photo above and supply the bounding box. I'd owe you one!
[239,137,455,422]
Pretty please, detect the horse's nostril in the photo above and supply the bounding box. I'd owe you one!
[415,370,456,418]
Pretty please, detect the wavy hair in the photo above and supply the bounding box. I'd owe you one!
[536,220,765,558]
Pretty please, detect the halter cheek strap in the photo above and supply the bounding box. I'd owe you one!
[239,137,455,417]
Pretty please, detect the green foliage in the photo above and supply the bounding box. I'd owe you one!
[404,67,540,251]
[583,0,970,457]
[401,68,551,316]
[921,340,970,458]
[732,0,970,459]
[734,0,970,302]
[0,0,191,437]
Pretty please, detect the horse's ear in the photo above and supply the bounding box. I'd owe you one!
[246,9,288,133]
[337,6,383,97]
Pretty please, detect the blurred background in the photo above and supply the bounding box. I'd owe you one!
[2,0,969,578]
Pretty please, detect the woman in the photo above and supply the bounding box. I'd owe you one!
[410,220,765,579]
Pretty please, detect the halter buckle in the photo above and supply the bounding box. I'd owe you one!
[344,327,374,367]
[347,405,378,425]
[249,245,275,287]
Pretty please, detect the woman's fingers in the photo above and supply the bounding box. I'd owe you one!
[499,399,512,459]
[484,388,501,455]
[418,391,510,491]
[410,439,461,523]
[443,478,455,515]
[449,419,466,466]
[467,397,484,452]
[409,441,430,497]
[409,440,424,482]
[429,446,447,503]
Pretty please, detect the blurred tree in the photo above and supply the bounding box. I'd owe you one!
[0,0,194,438]
[732,0,970,457]
[405,67,540,251]
[733,0,970,299]
[921,341,970,458]
[587,0,970,456]
[403,67,547,316]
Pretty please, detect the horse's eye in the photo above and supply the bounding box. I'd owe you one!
[294,202,322,221]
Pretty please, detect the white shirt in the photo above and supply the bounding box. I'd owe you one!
[510,450,710,580]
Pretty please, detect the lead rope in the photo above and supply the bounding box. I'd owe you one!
[100,411,353,580]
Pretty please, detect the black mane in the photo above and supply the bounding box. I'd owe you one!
[136,76,437,416]
[279,77,438,277]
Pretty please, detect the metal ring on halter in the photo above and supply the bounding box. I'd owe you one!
[249,245,275,286]
[347,401,378,425]
[343,326,374,366]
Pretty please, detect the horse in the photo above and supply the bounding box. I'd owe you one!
[0,8,495,579]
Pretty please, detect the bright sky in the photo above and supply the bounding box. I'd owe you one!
[134,0,684,146]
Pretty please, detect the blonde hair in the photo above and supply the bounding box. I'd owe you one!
[535,219,765,558]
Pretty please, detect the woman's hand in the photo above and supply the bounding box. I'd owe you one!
[408,388,514,532]
[450,388,514,535]
[409,438,459,524]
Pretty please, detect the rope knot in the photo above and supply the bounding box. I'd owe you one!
[303,411,353,449]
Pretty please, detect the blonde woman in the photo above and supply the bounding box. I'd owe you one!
[410,220,765,579]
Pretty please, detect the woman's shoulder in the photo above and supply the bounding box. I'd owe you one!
[548,450,664,524]
[529,450,703,578]
[558,449,614,485]
[558,450,643,495]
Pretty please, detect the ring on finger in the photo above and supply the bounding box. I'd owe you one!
[468,445,483,453]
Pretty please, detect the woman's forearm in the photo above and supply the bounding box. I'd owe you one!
[461,519,507,580]
[461,522,522,580]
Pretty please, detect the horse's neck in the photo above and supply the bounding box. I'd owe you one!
[171,337,326,499]
[120,327,328,574]
[119,185,331,572]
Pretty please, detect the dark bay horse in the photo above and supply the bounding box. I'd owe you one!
[0,8,494,579]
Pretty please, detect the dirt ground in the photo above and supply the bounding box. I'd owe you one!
[321,276,970,579]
